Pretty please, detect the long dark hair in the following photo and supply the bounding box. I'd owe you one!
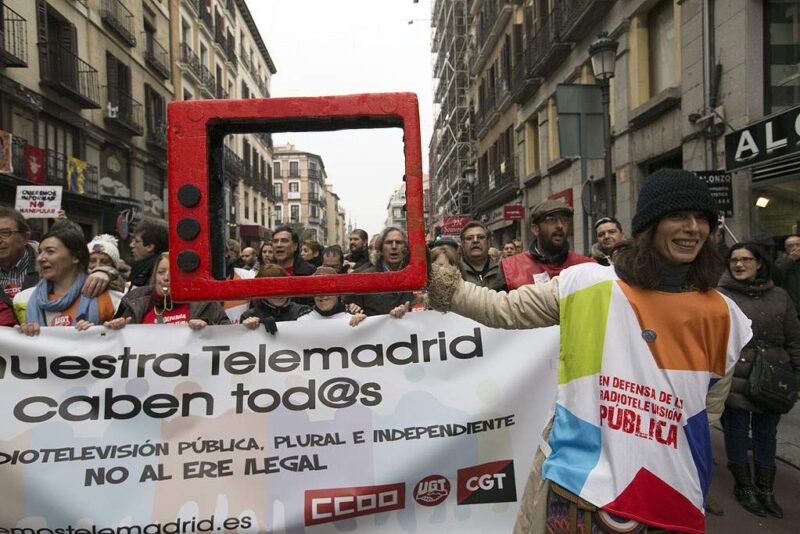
[726,241,771,280]
[40,222,90,272]
[612,228,722,291]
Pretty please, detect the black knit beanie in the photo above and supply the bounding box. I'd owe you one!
[631,169,719,235]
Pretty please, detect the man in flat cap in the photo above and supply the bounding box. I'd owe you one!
[496,199,594,290]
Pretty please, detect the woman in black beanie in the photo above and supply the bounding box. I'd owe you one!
[426,169,752,534]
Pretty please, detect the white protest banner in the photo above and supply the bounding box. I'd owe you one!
[0,312,558,533]
[15,185,62,218]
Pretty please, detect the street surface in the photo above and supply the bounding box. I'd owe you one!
[706,420,799,533]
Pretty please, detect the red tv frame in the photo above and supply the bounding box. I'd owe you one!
[167,93,426,302]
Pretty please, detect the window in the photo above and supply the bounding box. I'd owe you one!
[648,0,676,96]
[244,191,250,219]
[273,181,283,197]
[289,161,299,176]
[765,0,800,113]
[275,204,282,222]
[143,166,165,218]
[290,204,300,222]
[144,84,166,138]
[289,182,299,193]
[273,161,281,177]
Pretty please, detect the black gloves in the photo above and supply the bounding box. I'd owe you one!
[261,316,278,335]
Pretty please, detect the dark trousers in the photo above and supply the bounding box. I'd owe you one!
[723,406,781,468]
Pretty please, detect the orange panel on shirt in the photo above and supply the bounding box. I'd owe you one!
[48,292,116,326]
[616,282,730,375]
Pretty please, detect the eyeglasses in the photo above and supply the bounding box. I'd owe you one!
[0,229,23,240]
[541,214,571,225]
[729,256,757,265]
[463,235,487,242]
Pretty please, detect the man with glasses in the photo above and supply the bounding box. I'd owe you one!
[348,226,414,316]
[592,216,625,266]
[775,233,800,316]
[496,199,594,290]
[0,207,113,325]
[459,221,501,289]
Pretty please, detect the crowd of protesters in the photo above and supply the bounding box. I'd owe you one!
[1,167,799,531]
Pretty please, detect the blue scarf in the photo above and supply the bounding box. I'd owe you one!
[25,272,100,326]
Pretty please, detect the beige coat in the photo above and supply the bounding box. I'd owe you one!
[427,264,733,533]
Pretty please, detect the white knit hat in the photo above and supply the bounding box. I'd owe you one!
[87,234,120,268]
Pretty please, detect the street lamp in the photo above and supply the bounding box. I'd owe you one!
[462,166,476,216]
[589,32,618,218]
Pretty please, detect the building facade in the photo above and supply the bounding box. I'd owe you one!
[324,183,347,247]
[272,143,328,243]
[171,0,277,246]
[0,0,174,243]
[384,182,407,232]
[433,0,800,252]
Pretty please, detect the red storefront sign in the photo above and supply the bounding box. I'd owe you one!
[503,205,525,220]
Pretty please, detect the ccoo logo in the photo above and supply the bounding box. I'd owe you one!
[413,474,450,506]
[304,483,405,526]
[457,460,516,505]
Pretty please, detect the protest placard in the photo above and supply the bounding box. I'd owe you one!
[14,185,62,218]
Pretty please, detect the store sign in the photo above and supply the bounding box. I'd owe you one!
[441,215,472,236]
[724,105,800,171]
[503,205,525,220]
[694,171,733,218]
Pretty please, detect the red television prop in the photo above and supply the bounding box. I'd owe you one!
[167,93,426,301]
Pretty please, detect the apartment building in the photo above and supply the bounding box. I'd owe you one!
[0,0,173,241]
[384,183,407,232]
[171,0,277,245]
[324,183,347,247]
[272,143,328,243]
[436,0,800,252]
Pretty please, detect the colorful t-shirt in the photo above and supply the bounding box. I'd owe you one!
[542,264,751,534]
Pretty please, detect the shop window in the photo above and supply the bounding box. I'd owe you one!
[752,177,800,236]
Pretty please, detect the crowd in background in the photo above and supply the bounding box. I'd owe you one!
[1,168,799,525]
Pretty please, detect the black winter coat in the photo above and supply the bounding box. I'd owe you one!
[114,286,231,325]
[240,300,311,323]
[717,272,800,412]
[774,256,800,318]
[346,263,413,316]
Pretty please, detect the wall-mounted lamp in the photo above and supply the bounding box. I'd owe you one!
[755,197,770,208]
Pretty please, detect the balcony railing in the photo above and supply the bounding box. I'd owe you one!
[559,0,616,42]
[214,25,227,55]
[199,65,215,97]
[102,0,136,47]
[510,55,541,104]
[524,7,570,80]
[474,159,516,209]
[178,43,202,82]
[307,167,320,180]
[104,85,144,135]
[38,42,100,109]
[223,146,244,177]
[146,118,167,148]
[0,3,28,67]
[144,33,170,79]
[475,88,498,131]
[308,191,322,203]
[46,149,100,197]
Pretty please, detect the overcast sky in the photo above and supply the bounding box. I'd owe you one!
[250,0,434,236]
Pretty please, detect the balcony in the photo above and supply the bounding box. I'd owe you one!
[475,89,498,135]
[38,42,100,109]
[146,118,167,149]
[215,84,229,99]
[226,40,237,68]
[308,213,322,225]
[0,4,28,67]
[523,7,570,80]
[308,190,323,204]
[214,26,227,57]
[199,65,215,97]
[104,85,144,136]
[471,1,514,75]
[46,149,100,197]
[102,0,136,47]
[307,167,321,181]
[178,43,202,82]
[287,191,301,200]
[510,56,541,104]
[241,51,251,72]
[223,146,244,179]
[474,159,517,212]
[144,33,170,79]
[559,0,616,42]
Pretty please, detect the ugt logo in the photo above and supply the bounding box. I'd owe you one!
[457,460,516,505]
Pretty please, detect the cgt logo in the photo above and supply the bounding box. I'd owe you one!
[457,460,517,505]
[305,483,405,526]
